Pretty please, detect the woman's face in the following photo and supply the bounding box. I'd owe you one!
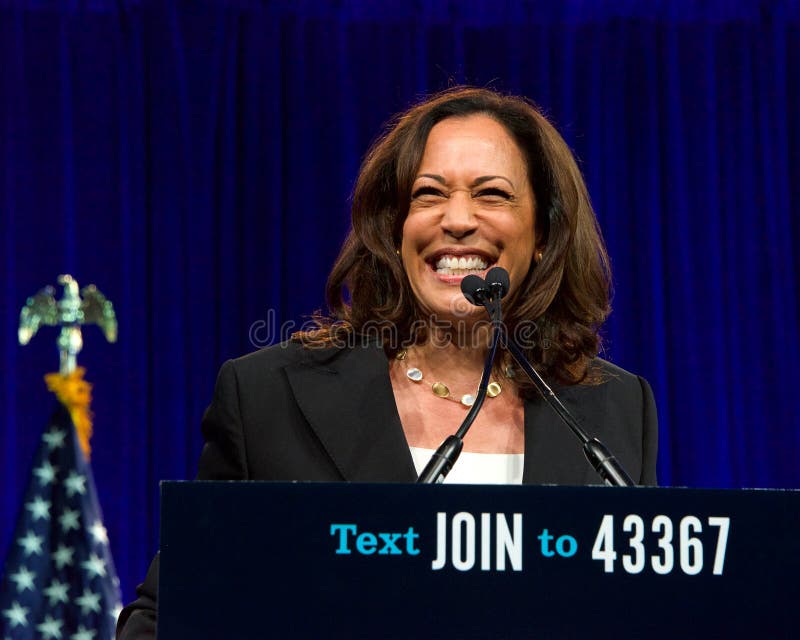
[401,114,537,323]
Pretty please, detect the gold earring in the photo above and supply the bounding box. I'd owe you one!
[395,249,401,256]
[536,250,543,263]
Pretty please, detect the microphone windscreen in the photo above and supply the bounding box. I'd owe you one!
[461,275,488,306]
[485,267,510,298]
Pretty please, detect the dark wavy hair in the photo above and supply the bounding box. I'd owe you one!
[297,86,611,388]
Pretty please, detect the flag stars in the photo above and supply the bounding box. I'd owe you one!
[70,626,96,640]
[42,428,67,450]
[9,420,123,637]
[36,614,64,639]
[33,460,59,485]
[89,520,109,545]
[8,566,35,592]
[25,495,51,521]
[75,589,101,615]
[52,544,75,569]
[64,472,87,497]
[59,508,81,533]
[81,552,107,578]
[2,601,29,628]
[18,531,44,556]
[43,579,70,606]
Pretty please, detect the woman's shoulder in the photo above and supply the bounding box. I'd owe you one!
[223,338,385,377]
[576,358,656,420]
[550,357,653,407]
[591,357,653,398]
[591,357,649,385]
[229,339,319,365]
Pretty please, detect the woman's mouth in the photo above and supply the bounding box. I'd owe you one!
[428,253,495,279]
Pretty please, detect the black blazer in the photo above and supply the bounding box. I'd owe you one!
[117,340,658,638]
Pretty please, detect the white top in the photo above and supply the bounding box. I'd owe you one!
[409,446,524,485]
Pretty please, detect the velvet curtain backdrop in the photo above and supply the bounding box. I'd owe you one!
[2,0,798,602]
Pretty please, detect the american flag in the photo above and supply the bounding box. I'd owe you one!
[0,405,122,639]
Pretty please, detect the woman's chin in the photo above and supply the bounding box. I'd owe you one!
[419,298,490,326]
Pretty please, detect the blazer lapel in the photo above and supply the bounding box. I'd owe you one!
[283,342,418,483]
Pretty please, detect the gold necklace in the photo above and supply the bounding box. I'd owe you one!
[395,349,502,408]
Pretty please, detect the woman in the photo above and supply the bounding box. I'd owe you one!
[117,87,657,637]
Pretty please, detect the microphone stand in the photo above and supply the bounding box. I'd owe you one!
[504,335,634,486]
[486,300,634,487]
[416,297,504,484]
[416,268,635,487]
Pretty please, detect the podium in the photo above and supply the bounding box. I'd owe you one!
[158,482,799,638]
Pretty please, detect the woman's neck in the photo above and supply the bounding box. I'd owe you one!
[404,335,490,387]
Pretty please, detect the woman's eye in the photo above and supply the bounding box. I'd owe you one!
[411,186,445,199]
[475,187,512,200]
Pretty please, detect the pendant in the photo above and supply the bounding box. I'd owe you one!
[487,381,502,398]
[431,382,450,398]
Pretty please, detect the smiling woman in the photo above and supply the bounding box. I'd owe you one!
[315,87,612,389]
[116,87,657,639]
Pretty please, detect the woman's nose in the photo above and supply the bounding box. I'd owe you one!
[440,193,478,238]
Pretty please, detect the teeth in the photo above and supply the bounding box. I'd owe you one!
[433,254,489,273]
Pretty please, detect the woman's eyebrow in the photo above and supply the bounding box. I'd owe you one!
[414,174,515,189]
[414,173,447,184]
[473,175,515,189]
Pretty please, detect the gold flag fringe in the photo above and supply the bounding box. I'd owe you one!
[44,367,94,460]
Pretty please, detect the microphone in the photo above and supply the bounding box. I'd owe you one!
[415,277,504,484]
[460,274,492,307]
[482,266,510,321]
[463,267,635,487]
[484,266,509,300]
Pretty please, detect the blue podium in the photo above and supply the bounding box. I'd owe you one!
[158,482,799,639]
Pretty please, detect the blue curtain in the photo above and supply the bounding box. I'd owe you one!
[2,0,799,602]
